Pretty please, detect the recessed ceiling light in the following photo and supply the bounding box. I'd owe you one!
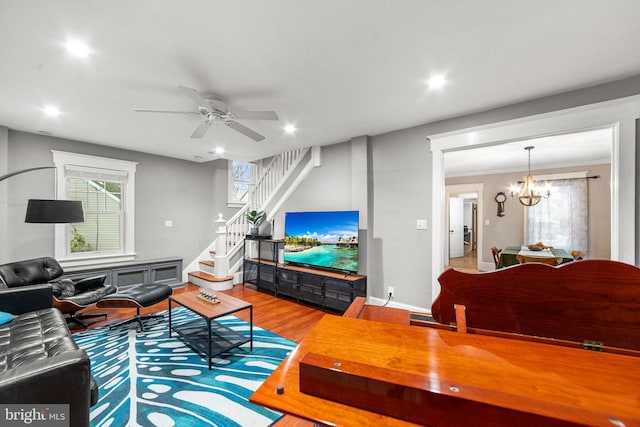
[284,124,297,134]
[64,39,91,57]
[42,106,61,117]
[214,147,225,154]
[426,75,447,89]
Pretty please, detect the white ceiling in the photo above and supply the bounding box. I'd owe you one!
[1,1,640,163]
[444,127,613,177]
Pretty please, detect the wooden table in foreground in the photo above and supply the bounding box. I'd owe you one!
[251,314,640,427]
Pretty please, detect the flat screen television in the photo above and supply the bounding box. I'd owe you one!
[284,210,359,273]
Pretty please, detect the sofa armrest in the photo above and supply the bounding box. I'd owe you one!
[0,349,93,427]
[0,283,52,314]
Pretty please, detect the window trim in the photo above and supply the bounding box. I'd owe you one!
[52,150,138,267]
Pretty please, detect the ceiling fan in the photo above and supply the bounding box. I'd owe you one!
[134,85,279,141]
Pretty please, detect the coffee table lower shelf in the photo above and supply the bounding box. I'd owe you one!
[169,292,254,370]
[172,318,251,368]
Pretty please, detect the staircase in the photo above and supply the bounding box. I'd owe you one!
[187,254,233,288]
[185,147,314,290]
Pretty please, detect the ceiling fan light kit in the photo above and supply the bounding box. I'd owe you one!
[134,85,279,141]
[509,146,550,207]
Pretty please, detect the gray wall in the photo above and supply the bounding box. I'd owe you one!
[447,163,611,264]
[1,130,236,265]
[369,126,432,306]
[278,142,354,214]
[274,141,362,265]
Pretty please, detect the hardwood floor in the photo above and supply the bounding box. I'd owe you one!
[70,284,328,343]
[448,249,479,272]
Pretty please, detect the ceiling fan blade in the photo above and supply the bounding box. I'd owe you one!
[177,85,211,108]
[133,108,197,115]
[232,110,279,121]
[191,121,212,138]
[227,121,265,142]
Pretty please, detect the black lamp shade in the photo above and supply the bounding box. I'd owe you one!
[25,199,84,223]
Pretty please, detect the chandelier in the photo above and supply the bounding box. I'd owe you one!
[509,146,550,206]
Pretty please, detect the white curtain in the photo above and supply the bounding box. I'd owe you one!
[526,178,588,251]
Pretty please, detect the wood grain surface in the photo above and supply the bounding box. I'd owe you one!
[251,314,640,427]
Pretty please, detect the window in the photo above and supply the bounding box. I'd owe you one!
[525,173,588,251]
[52,151,137,265]
[68,177,122,253]
[228,160,255,206]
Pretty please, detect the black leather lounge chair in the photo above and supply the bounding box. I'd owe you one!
[0,257,117,328]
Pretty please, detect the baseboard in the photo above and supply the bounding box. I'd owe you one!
[479,261,495,271]
[367,296,430,315]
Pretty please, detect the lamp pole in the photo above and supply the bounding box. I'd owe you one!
[0,166,55,182]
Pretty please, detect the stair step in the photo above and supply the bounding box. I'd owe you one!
[188,271,233,282]
[188,270,234,291]
[198,260,216,275]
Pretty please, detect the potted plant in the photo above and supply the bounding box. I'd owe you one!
[245,210,265,235]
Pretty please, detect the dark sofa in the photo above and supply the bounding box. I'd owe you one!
[0,280,97,427]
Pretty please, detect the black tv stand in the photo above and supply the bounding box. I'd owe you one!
[242,240,366,313]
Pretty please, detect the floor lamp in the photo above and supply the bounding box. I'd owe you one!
[0,166,84,223]
[24,199,84,223]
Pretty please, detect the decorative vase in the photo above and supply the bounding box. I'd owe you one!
[250,227,259,235]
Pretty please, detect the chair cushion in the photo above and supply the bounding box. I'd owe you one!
[0,312,14,326]
[98,283,173,308]
[0,257,63,288]
[52,279,77,298]
[57,284,117,307]
[74,275,107,293]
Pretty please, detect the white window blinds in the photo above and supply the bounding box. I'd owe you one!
[64,165,129,183]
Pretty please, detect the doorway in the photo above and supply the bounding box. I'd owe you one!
[445,183,484,272]
[429,100,637,305]
[448,193,478,271]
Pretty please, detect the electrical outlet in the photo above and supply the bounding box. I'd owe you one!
[387,286,394,298]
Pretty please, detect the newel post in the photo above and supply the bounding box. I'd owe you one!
[214,213,229,278]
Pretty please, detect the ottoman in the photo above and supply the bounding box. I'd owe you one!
[96,283,173,331]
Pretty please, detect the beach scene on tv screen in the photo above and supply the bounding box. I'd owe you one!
[284,210,359,272]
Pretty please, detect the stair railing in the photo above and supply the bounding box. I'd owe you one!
[225,204,250,259]
[250,148,306,209]
[225,147,308,261]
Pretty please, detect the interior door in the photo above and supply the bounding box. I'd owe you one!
[449,197,464,258]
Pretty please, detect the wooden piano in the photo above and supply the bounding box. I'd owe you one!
[251,260,640,426]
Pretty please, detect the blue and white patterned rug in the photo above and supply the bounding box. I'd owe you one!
[73,307,296,427]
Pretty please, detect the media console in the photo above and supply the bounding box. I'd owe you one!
[242,236,366,313]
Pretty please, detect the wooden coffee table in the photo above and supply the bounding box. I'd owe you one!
[169,291,253,369]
